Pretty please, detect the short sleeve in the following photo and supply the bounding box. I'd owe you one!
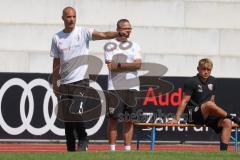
[134,43,142,60]
[84,27,94,41]
[50,36,60,58]
[212,79,217,95]
[104,42,115,63]
[183,79,194,96]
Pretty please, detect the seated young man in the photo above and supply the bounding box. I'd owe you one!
[170,58,240,151]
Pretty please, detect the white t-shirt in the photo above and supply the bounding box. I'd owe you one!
[50,26,94,84]
[104,39,141,90]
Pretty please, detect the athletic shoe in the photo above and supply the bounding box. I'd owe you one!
[231,116,240,126]
[77,139,88,151]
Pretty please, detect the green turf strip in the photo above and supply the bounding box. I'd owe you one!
[0,151,240,160]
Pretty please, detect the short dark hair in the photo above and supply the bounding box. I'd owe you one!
[62,6,75,17]
[117,19,130,28]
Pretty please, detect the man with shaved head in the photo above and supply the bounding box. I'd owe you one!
[50,6,128,152]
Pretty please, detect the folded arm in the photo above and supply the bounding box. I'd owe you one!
[107,59,142,72]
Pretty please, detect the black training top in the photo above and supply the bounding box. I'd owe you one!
[183,74,216,106]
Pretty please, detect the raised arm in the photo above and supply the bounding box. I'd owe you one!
[92,30,129,40]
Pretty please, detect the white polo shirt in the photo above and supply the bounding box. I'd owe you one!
[50,26,94,84]
[104,39,141,91]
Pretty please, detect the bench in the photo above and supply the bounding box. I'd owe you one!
[134,123,240,151]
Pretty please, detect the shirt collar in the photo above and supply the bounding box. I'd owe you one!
[197,74,209,84]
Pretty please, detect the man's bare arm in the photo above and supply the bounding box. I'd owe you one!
[92,30,128,40]
[107,59,142,72]
[52,58,60,96]
[175,95,191,122]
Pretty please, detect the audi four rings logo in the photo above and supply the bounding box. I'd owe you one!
[0,78,106,136]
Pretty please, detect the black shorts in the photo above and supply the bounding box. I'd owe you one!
[189,105,222,134]
[106,90,137,120]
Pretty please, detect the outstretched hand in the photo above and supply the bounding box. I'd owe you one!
[167,119,178,124]
[118,30,129,37]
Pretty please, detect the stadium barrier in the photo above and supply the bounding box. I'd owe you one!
[134,123,240,151]
[1,73,240,143]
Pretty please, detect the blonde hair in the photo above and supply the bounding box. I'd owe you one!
[198,58,213,69]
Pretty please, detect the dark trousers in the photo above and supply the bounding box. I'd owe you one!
[64,122,87,151]
[59,79,89,151]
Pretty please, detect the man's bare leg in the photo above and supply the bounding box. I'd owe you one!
[201,101,240,126]
[200,101,233,151]
[108,118,118,151]
[218,118,232,151]
[123,121,133,151]
[201,101,227,119]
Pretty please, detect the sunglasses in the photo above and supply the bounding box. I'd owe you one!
[118,27,132,30]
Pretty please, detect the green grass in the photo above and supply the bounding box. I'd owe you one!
[0,151,240,160]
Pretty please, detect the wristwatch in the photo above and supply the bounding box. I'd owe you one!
[117,63,121,68]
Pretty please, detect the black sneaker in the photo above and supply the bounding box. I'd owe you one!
[231,116,240,126]
[77,139,88,151]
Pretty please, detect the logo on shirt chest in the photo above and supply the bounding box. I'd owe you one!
[58,36,81,53]
[104,41,133,52]
[208,84,213,91]
[197,85,203,92]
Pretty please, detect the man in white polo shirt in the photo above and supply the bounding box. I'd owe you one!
[50,7,128,152]
[104,19,142,151]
